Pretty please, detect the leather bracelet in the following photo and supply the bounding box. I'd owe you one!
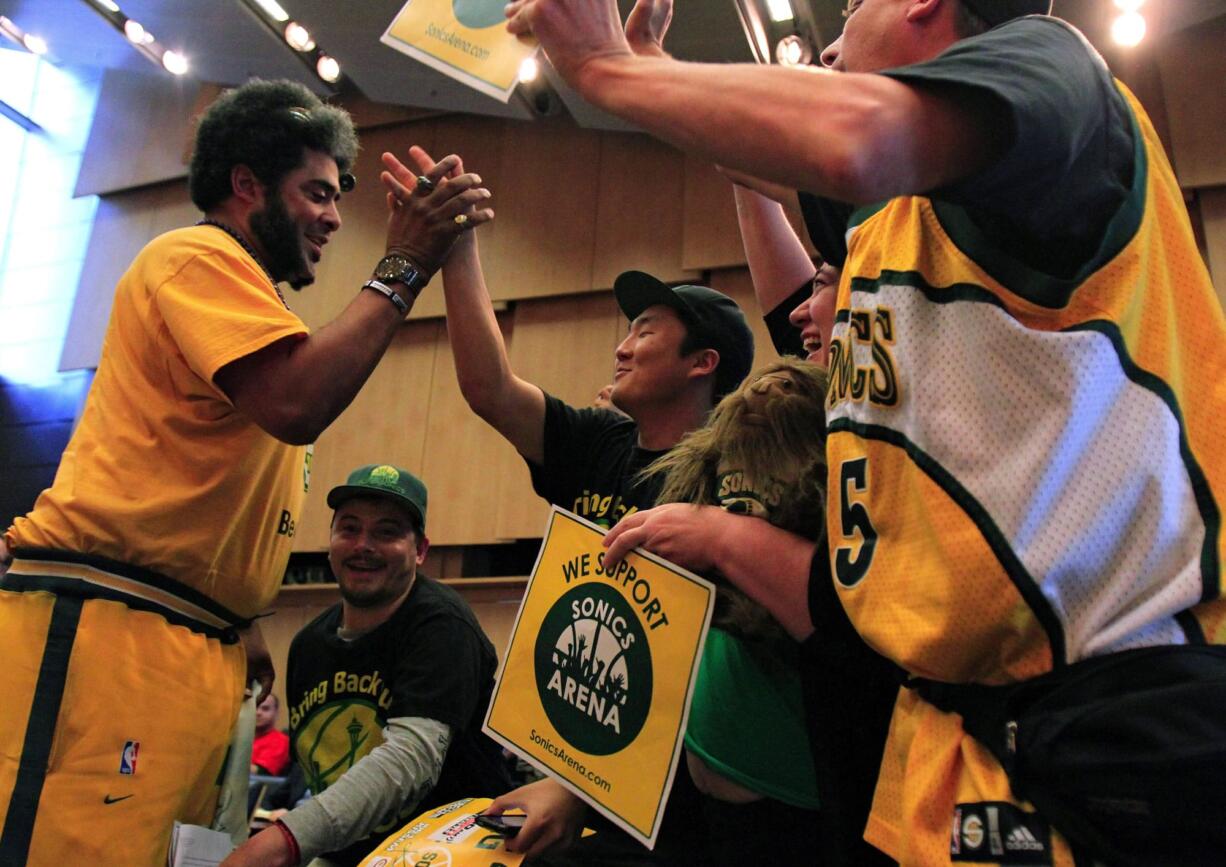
[273,819,301,865]
[362,279,411,316]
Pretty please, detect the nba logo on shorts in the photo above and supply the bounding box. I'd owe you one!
[119,741,139,775]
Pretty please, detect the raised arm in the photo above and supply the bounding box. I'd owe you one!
[734,184,816,316]
[506,0,996,203]
[216,154,491,445]
[603,505,817,640]
[386,146,549,464]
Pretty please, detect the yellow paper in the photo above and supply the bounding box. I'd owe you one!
[356,798,522,867]
[483,507,715,849]
[380,0,537,103]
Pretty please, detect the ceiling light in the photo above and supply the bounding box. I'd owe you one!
[284,21,315,52]
[0,16,51,57]
[316,54,340,83]
[765,0,795,23]
[123,19,147,44]
[519,56,539,83]
[1111,11,1146,46]
[22,33,48,55]
[251,0,290,22]
[162,49,188,75]
[775,33,811,66]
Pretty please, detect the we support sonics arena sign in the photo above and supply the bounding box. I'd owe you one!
[484,507,714,848]
[381,0,537,102]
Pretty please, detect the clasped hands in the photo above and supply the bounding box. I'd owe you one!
[379,145,494,278]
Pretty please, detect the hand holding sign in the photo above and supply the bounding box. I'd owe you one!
[484,508,714,849]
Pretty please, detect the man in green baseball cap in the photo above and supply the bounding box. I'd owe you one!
[226,463,512,867]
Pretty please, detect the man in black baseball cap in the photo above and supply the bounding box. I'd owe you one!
[613,270,755,405]
[435,215,758,860]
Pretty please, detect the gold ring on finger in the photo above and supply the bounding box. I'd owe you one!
[454,214,469,227]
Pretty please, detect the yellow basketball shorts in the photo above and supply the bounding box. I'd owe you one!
[0,553,247,865]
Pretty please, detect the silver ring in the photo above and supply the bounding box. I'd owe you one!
[453,214,469,227]
[415,175,436,193]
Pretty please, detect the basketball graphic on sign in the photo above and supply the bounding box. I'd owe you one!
[534,583,652,756]
[452,0,504,28]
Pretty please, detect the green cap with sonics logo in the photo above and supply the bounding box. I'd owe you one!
[327,464,428,533]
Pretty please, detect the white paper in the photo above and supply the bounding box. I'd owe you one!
[168,821,235,867]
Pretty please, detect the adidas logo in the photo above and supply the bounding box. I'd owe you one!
[1005,825,1045,852]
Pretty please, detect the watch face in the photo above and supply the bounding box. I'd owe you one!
[375,254,413,283]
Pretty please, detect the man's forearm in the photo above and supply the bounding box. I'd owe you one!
[734,186,816,315]
[440,236,546,463]
[280,716,450,863]
[573,55,988,204]
[441,237,513,413]
[709,516,816,641]
[219,287,408,445]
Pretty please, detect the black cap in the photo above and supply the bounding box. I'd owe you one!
[613,271,754,396]
[961,0,1052,26]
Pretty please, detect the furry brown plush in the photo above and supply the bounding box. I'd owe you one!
[643,358,829,642]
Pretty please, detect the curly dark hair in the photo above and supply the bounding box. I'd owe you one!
[188,79,358,211]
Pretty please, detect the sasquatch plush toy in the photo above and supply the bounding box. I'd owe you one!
[643,357,829,642]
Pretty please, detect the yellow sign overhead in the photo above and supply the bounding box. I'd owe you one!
[483,508,715,849]
[381,0,537,103]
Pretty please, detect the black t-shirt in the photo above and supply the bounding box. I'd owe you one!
[528,393,667,528]
[286,576,512,866]
[524,393,717,861]
[802,16,1134,278]
[764,282,812,359]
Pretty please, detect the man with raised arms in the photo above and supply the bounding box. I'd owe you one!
[0,79,488,864]
[507,0,1226,863]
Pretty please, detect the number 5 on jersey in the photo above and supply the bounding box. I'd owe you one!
[835,457,877,586]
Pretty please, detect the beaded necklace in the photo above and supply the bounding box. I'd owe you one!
[196,219,287,307]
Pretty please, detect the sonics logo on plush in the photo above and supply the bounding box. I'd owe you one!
[533,583,653,755]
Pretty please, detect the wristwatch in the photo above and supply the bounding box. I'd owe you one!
[373,253,429,298]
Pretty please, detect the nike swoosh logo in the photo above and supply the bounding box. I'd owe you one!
[103,794,133,804]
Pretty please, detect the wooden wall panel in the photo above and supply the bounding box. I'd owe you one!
[418,313,525,546]
[60,180,199,371]
[494,291,624,539]
[682,156,744,271]
[591,133,699,289]
[484,118,600,301]
[707,267,786,372]
[75,71,202,197]
[1157,16,1226,189]
[293,321,441,552]
[681,157,821,272]
[1201,186,1226,309]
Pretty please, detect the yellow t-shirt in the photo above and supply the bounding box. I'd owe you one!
[6,225,310,618]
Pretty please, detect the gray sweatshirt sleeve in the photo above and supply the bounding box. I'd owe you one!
[279,716,451,863]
